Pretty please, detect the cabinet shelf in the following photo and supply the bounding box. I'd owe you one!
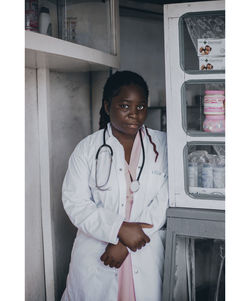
[25,31,119,72]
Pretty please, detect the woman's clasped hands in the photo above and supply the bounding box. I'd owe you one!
[100,221,153,268]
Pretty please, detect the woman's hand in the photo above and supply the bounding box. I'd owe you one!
[100,241,129,268]
[118,221,153,252]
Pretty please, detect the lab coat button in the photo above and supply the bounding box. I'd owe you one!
[121,203,124,207]
[119,168,122,171]
[134,269,139,274]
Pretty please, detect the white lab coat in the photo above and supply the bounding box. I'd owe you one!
[61,124,169,301]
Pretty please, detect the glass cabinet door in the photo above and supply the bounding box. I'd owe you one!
[179,11,225,73]
[173,236,225,301]
[185,143,225,199]
[182,80,225,136]
[25,0,117,54]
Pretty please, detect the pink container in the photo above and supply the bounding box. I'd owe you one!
[204,90,225,115]
[203,115,225,133]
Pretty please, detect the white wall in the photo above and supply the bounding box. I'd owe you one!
[120,15,165,106]
[25,68,46,301]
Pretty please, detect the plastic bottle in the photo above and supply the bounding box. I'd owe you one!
[188,162,198,187]
[213,166,225,188]
[25,0,38,32]
[213,155,225,188]
[201,162,213,188]
[39,7,52,36]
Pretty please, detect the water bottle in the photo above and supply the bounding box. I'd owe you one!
[188,162,198,187]
[201,163,213,188]
[213,166,225,188]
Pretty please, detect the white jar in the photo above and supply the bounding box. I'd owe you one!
[39,7,51,35]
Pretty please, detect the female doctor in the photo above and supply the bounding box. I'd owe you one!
[61,71,169,301]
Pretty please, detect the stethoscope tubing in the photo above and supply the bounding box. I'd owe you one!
[95,126,145,191]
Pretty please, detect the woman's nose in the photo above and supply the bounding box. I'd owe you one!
[128,106,137,117]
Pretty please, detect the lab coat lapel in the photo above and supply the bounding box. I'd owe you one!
[130,133,152,221]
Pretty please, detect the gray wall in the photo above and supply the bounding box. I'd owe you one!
[25,69,92,301]
[25,68,46,301]
[120,15,165,106]
[91,70,110,132]
[49,71,91,300]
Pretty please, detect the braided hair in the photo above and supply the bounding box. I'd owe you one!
[99,70,149,130]
[99,70,159,161]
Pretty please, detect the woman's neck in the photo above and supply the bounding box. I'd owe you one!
[110,125,137,164]
[110,125,136,145]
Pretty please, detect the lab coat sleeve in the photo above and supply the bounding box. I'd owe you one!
[62,144,124,245]
[136,176,169,237]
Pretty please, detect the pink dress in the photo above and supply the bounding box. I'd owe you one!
[117,131,143,301]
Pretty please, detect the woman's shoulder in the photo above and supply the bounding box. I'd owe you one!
[72,129,104,157]
[145,127,167,146]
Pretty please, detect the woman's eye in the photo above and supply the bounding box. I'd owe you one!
[121,104,129,109]
[137,105,145,111]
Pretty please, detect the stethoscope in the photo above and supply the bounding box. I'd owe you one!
[95,126,145,193]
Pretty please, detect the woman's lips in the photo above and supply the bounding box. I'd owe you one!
[127,124,139,129]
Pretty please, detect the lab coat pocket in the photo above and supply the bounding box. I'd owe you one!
[145,171,166,206]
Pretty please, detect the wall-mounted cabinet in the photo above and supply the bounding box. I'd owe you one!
[164,0,225,210]
[25,0,120,72]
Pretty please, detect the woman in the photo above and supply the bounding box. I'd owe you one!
[61,71,169,301]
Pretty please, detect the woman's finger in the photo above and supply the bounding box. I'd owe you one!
[109,260,115,268]
[100,253,107,262]
[139,223,153,228]
[104,256,110,266]
[115,262,121,269]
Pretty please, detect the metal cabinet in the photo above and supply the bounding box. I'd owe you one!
[164,0,225,210]
[163,208,225,301]
[162,2,225,300]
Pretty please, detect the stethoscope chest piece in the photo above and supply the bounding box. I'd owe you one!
[130,180,140,193]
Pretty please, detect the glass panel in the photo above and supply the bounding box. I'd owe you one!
[185,143,225,199]
[182,81,225,136]
[179,11,225,74]
[173,236,225,301]
[25,0,115,54]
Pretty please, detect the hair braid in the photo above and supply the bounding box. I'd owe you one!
[99,98,110,129]
[145,126,159,162]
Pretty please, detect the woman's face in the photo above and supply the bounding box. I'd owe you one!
[104,84,148,138]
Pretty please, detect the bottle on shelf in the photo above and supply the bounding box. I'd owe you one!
[25,0,38,32]
[39,7,52,36]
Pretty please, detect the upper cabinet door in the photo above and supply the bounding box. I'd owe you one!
[179,10,225,74]
[25,0,120,71]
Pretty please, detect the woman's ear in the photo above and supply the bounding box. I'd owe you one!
[104,100,110,116]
